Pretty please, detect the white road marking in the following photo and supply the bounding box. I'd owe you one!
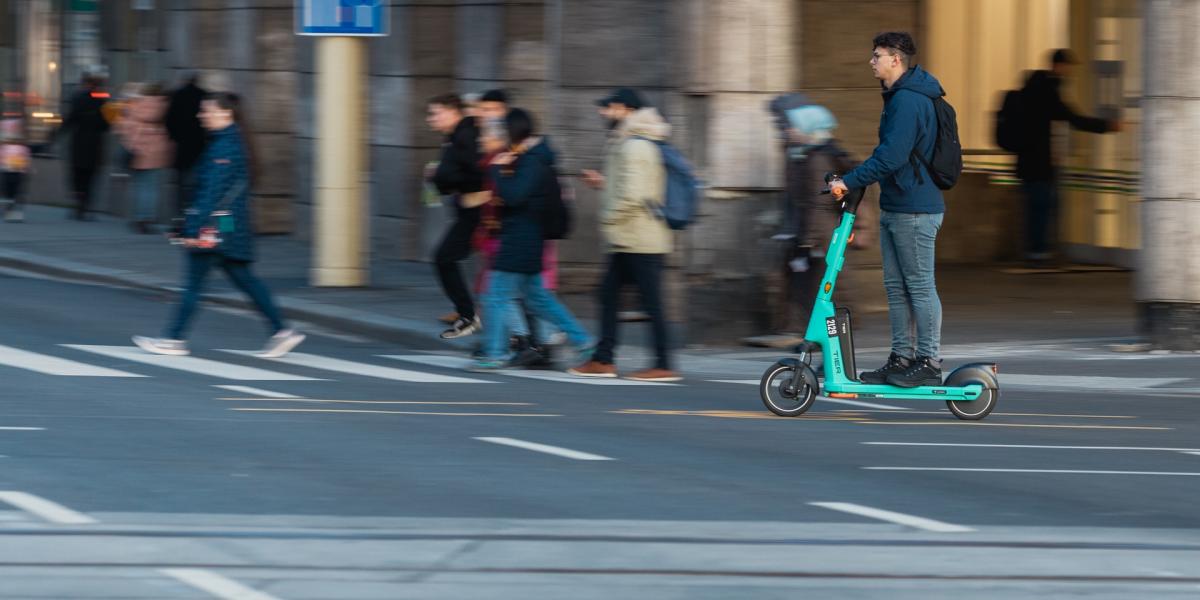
[475,437,614,461]
[707,380,911,410]
[160,569,282,600]
[864,442,1200,452]
[385,355,679,386]
[0,491,97,524]
[809,501,973,533]
[1000,373,1187,390]
[212,385,300,399]
[1183,451,1200,456]
[63,346,321,381]
[865,467,1200,476]
[0,427,44,431]
[226,351,486,384]
[0,344,144,377]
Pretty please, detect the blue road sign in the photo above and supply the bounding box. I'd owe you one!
[296,0,389,36]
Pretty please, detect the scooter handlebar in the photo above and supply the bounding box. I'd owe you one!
[821,172,865,215]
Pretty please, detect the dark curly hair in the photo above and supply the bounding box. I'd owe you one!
[872,31,917,67]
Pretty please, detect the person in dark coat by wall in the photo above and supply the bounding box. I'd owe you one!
[60,75,110,220]
[1015,49,1120,266]
[165,73,208,216]
[133,92,304,359]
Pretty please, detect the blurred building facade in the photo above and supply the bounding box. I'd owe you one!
[1,0,1194,345]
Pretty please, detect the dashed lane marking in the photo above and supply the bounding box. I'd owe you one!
[230,408,559,417]
[475,437,614,461]
[0,427,45,431]
[0,491,97,524]
[866,467,1200,477]
[809,502,973,533]
[64,345,322,381]
[160,569,282,600]
[212,385,300,398]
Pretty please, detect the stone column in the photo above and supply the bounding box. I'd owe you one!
[1138,0,1200,349]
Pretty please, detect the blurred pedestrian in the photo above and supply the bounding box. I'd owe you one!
[468,108,593,372]
[1013,49,1120,267]
[570,88,680,382]
[60,74,110,221]
[117,83,173,233]
[1,117,32,223]
[165,73,207,219]
[426,93,486,339]
[476,89,509,121]
[774,102,857,332]
[829,31,946,388]
[133,92,304,358]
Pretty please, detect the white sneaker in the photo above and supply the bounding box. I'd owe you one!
[440,316,482,340]
[260,328,305,358]
[132,335,190,356]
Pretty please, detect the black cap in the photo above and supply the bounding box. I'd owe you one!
[1051,48,1078,66]
[596,87,644,109]
[480,89,508,104]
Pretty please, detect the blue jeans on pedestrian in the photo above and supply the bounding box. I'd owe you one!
[481,271,591,361]
[1022,179,1058,259]
[879,210,943,360]
[133,168,161,222]
[166,252,286,340]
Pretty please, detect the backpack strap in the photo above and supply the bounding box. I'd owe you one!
[895,88,936,185]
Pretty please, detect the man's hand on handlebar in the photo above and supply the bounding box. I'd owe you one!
[829,179,849,200]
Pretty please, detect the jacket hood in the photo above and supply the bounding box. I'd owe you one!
[886,65,944,99]
[520,135,557,166]
[620,107,670,141]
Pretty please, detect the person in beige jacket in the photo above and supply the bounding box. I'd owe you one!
[571,88,679,382]
[117,83,174,233]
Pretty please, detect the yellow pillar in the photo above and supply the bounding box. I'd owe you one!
[312,36,368,287]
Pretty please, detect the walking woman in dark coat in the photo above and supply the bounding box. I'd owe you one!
[133,92,304,357]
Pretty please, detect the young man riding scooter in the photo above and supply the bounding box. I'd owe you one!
[828,31,946,388]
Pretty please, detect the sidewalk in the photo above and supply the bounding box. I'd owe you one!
[0,204,1142,358]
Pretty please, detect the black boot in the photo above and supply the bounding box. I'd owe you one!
[859,352,912,384]
[506,336,543,369]
[886,356,943,388]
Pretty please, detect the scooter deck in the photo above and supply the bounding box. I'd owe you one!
[821,382,985,401]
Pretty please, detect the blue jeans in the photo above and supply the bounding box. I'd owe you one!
[879,210,943,360]
[481,271,591,360]
[166,252,285,340]
[132,168,161,221]
[1022,180,1058,259]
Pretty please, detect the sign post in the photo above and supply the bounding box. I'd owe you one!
[297,1,388,287]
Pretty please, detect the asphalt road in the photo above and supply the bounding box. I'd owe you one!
[1,269,1199,599]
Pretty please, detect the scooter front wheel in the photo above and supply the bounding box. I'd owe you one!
[760,362,818,417]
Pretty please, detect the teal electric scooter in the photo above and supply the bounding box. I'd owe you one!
[759,174,999,420]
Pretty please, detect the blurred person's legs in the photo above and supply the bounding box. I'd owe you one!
[520,274,592,352]
[165,252,218,341]
[1023,179,1058,263]
[2,172,23,222]
[435,209,481,338]
[626,253,671,373]
[71,165,96,220]
[591,253,628,366]
[132,168,161,232]
[218,258,287,336]
[478,270,521,363]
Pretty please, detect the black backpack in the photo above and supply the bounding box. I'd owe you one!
[995,88,1027,152]
[907,92,963,190]
[541,167,573,240]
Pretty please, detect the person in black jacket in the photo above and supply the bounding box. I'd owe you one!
[426,93,486,339]
[468,109,593,371]
[60,75,110,220]
[165,73,208,216]
[1016,49,1119,266]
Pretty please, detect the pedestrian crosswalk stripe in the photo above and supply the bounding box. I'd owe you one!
[0,344,145,377]
[223,351,488,384]
[63,345,323,381]
[382,355,680,386]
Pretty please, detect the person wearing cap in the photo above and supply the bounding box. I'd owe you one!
[570,87,680,383]
[1014,48,1120,268]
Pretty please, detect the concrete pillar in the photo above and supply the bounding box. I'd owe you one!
[1138,0,1200,349]
[311,37,368,287]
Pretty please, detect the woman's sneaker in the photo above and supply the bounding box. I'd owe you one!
[132,336,189,356]
[859,352,912,384]
[440,316,482,339]
[260,329,306,358]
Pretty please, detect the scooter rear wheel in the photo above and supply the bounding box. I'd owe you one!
[944,377,998,420]
[760,363,818,417]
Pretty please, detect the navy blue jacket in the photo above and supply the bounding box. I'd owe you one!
[843,66,945,214]
[184,124,254,262]
[490,139,556,274]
